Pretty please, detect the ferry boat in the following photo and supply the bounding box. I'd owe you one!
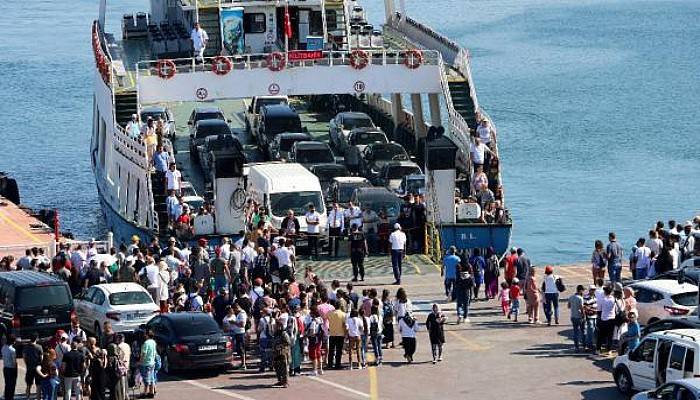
[89,0,512,256]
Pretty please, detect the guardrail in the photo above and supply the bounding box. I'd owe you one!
[112,126,150,170]
[135,49,441,76]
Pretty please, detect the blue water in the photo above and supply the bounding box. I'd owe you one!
[1,0,698,263]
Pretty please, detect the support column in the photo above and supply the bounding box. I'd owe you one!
[384,0,395,22]
[390,93,403,126]
[428,93,441,127]
[410,93,426,138]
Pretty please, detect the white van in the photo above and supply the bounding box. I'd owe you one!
[613,329,700,395]
[246,163,327,236]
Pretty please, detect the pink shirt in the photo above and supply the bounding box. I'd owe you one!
[318,302,336,333]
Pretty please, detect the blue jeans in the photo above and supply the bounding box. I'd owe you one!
[508,298,520,319]
[371,334,383,360]
[456,293,470,319]
[259,337,271,370]
[571,317,585,349]
[214,276,228,291]
[444,278,455,298]
[41,377,59,400]
[544,293,559,323]
[609,263,621,283]
[391,250,403,283]
[635,267,647,280]
[585,318,597,349]
[360,335,368,365]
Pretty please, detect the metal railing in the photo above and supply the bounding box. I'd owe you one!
[135,49,441,76]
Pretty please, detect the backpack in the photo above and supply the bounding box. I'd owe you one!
[305,317,323,345]
[113,355,127,378]
[382,302,394,321]
[139,270,151,288]
[369,317,379,337]
[252,295,266,320]
[403,314,415,328]
[555,277,566,293]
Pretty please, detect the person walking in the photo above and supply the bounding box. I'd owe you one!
[442,246,460,300]
[2,335,18,400]
[389,223,407,285]
[606,232,624,283]
[349,224,368,282]
[23,333,44,400]
[508,278,521,322]
[381,289,395,348]
[525,267,541,324]
[61,339,85,400]
[106,343,127,400]
[542,266,560,326]
[399,312,418,363]
[484,247,500,299]
[568,285,585,352]
[190,21,208,63]
[469,249,486,300]
[425,304,446,364]
[498,281,510,317]
[304,306,325,376]
[271,317,291,388]
[368,305,383,365]
[454,263,473,323]
[590,240,607,282]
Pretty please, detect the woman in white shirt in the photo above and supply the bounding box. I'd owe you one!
[399,312,418,363]
[346,309,363,369]
[157,261,171,313]
[393,288,413,336]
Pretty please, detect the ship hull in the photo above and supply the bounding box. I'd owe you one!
[96,180,152,247]
[439,223,513,255]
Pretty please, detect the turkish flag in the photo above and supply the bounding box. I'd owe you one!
[284,8,293,38]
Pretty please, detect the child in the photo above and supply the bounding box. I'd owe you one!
[625,312,641,353]
[498,281,510,317]
[508,278,521,322]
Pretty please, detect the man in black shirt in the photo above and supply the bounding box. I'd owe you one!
[349,224,368,282]
[23,334,43,400]
[61,340,86,400]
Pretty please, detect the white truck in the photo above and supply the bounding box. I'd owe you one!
[244,96,289,137]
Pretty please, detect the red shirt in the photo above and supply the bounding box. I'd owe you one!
[505,254,518,280]
[509,284,521,299]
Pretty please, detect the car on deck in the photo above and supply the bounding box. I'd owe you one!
[350,187,403,224]
[395,173,426,197]
[343,128,388,173]
[189,119,233,164]
[187,107,227,136]
[140,106,175,138]
[627,280,698,325]
[308,163,350,197]
[329,111,376,151]
[327,177,372,208]
[372,161,423,191]
[257,104,303,153]
[244,96,289,137]
[630,378,700,400]
[289,141,336,169]
[145,312,232,374]
[198,134,244,182]
[358,142,410,182]
[268,131,312,161]
[180,181,205,212]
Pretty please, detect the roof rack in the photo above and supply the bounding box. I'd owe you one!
[662,330,698,342]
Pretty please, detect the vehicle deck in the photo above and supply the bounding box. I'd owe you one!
[0,196,56,260]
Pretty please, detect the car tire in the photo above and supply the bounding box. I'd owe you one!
[614,366,633,395]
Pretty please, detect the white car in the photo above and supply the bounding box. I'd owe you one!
[328,111,375,152]
[74,283,159,339]
[632,378,700,400]
[180,181,205,212]
[614,330,700,396]
[628,280,698,325]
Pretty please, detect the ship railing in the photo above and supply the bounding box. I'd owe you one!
[58,233,114,255]
[134,49,441,75]
[112,125,150,171]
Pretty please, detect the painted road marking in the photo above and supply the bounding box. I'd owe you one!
[181,378,258,400]
[405,257,422,275]
[0,208,44,244]
[308,375,370,399]
[447,330,488,352]
[365,353,379,400]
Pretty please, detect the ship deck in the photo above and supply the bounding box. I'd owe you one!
[0,196,56,260]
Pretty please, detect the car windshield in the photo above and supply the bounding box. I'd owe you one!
[256,98,287,113]
[671,291,698,307]
[17,285,71,310]
[372,146,407,161]
[181,185,197,198]
[354,132,387,146]
[109,291,153,306]
[195,112,225,122]
[268,117,302,136]
[279,137,306,152]
[339,186,363,203]
[196,123,231,138]
[174,316,220,337]
[141,111,166,121]
[364,200,401,217]
[297,149,334,164]
[270,191,324,217]
[386,166,421,179]
[405,178,425,193]
[344,116,373,130]
[314,167,348,181]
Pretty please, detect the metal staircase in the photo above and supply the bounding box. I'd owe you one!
[114,90,138,128]
[447,74,477,128]
[149,173,169,236]
[198,7,222,56]
[325,0,349,50]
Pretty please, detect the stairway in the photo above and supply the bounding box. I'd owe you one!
[325,0,349,50]
[150,173,169,236]
[114,90,138,128]
[198,7,222,57]
[447,75,477,128]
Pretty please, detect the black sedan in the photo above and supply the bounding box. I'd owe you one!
[145,312,232,374]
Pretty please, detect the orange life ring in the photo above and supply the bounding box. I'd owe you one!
[403,49,423,69]
[267,52,286,72]
[349,50,369,70]
[211,56,233,76]
[156,59,176,80]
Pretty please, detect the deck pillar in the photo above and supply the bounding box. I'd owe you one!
[410,93,426,139]
[390,93,403,129]
[428,93,441,127]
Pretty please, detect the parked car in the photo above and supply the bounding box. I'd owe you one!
[308,163,350,197]
[257,104,303,153]
[327,177,371,208]
[396,174,426,197]
[649,267,700,286]
[627,280,698,325]
[145,312,233,373]
[614,329,700,395]
[74,283,159,340]
[358,142,410,182]
[329,112,375,151]
[187,107,227,136]
[189,119,233,164]
[140,106,175,138]
[268,132,312,161]
[180,181,205,211]
[289,141,335,169]
[0,271,75,343]
[350,187,402,223]
[631,378,700,400]
[343,128,388,173]
[372,160,423,191]
[198,134,244,182]
[244,96,289,137]
[618,317,700,355]
[682,257,700,269]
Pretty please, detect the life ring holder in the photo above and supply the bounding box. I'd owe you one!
[267,52,286,72]
[349,50,369,70]
[403,49,423,69]
[211,56,233,76]
[155,59,177,80]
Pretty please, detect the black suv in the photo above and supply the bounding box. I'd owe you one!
[0,271,75,343]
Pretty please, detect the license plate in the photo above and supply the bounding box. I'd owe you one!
[124,313,135,320]
[198,345,217,352]
[36,318,56,324]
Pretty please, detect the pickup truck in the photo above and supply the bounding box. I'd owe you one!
[244,96,289,137]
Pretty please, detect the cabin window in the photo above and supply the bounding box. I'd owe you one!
[310,11,323,35]
[244,13,266,33]
[326,10,337,30]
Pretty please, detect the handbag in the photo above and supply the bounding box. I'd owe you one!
[613,301,627,326]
